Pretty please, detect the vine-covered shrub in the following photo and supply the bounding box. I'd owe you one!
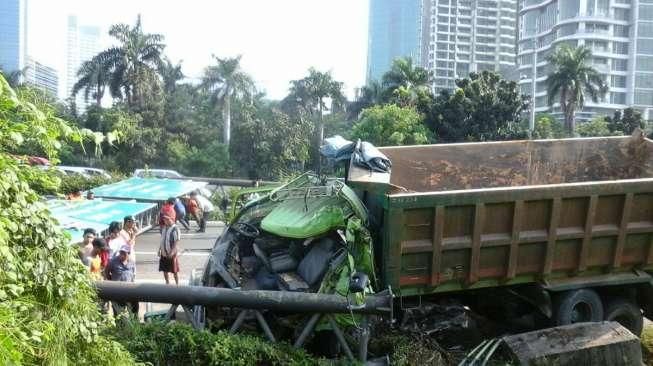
[0,73,135,364]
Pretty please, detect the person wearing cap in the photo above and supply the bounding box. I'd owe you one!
[77,228,96,265]
[105,244,137,316]
[159,214,181,285]
[86,191,95,200]
[120,215,138,265]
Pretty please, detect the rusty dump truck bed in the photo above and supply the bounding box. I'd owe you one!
[348,135,653,297]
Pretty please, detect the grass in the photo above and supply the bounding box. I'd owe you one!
[642,325,653,365]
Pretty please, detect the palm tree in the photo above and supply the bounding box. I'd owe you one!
[546,45,608,134]
[289,68,345,144]
[287,68,345,172]
[348,80,384,119]
[201,55,255,146]
[0,67,28,88]
[158,57,184,95]
[381,57,433,101]
[95,15,165,107]
[72,55,110,106]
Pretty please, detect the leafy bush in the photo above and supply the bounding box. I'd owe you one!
[116,321,321,366]
[575,117,617,137]
[351,104,432,146]
[532,113,566,139]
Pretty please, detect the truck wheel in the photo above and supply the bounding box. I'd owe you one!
[604,299,643,336]
[554,289,603,325]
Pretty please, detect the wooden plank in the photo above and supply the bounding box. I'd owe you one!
[507,200,524,279]
[430,206,445,286]
[578,195,598,272]
[543,198,562,275]
[469,203,485,284]
[613,193,633,269]
[384,208,404,289]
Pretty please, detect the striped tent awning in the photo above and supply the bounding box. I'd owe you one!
[91,177,207,202]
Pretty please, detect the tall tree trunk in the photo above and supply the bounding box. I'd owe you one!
[223,96,231,146]
[568,106,576,136]
[315,103,324,174]
[96,84,102,106]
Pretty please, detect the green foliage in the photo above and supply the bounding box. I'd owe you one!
[575,116,617,137]
[606,108,645,135]
[351,104,431,146]
[428,71,529,142]
[0,73,135,365]
[381,57,433,107]
[532,113,566,139]
[117,321,321,366]
[166,139,231,178]
[231,102,312,179]
[368,327,447,366]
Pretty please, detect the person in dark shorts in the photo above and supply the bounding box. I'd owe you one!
[159,214,180,285]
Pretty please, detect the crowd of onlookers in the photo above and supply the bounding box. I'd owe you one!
[75,190,215,317]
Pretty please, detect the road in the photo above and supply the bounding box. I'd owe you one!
[133,221,224,285]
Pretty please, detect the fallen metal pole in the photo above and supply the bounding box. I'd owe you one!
[171,176,279,187]
[95,282,393,315]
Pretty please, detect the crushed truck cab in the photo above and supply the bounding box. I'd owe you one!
[202,174,376,298]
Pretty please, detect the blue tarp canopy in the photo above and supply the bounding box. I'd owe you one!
[47,199,157,243]
[90,177,207,202]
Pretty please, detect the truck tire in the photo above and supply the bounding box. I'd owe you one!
[554,289,603,325]
[604,298,643,336]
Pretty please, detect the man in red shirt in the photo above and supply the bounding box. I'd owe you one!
[159,198,177,230]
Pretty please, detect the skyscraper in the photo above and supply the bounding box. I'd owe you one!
[66,15,101,111]
[25,57,58,96]
[518,0,653,121]
[0,0,28,78]
[367,0,422,83]
[420,0,519,93]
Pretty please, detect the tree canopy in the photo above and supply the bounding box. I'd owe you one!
[427,71,528,142]
[351,104,431,146]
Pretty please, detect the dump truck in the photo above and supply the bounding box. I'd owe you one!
[188,134,653,356]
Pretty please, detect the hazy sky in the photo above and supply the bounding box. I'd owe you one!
[27,0,369,100]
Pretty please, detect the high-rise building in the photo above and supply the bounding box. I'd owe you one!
[66,15,102,111]
[367,0,422,83]
[420,0,519,93]
[25,57,58,96]
[518,0,653,121]
[0,0,28,78]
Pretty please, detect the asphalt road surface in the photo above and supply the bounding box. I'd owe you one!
[133,220,224,285]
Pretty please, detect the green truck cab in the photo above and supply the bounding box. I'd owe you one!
[203,134,653,335]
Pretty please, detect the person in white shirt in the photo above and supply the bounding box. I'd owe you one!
[190,191,213,233]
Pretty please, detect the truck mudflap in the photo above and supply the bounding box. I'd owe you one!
[636,281,653,320]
